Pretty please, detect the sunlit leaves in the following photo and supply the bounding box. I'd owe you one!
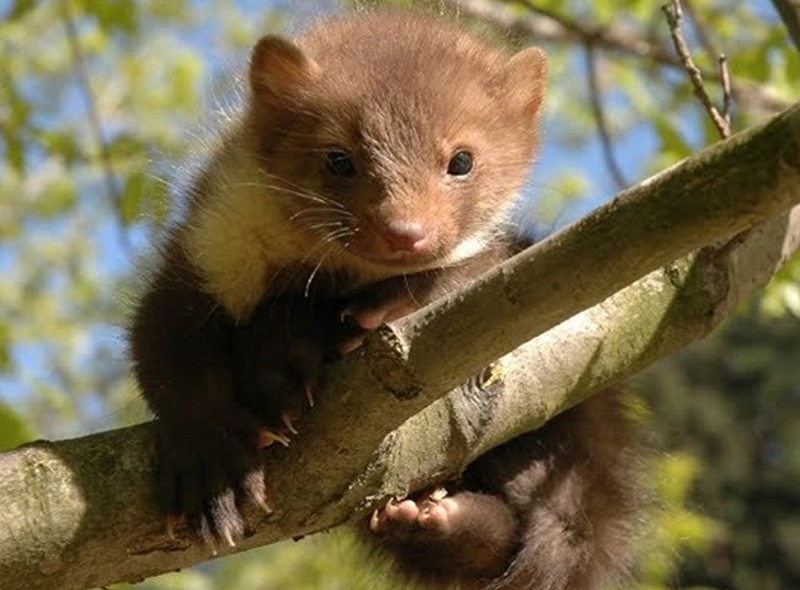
[0,403,35,451]
[83,0,138,35]
[760,254,800,318]
[5,0,35,21]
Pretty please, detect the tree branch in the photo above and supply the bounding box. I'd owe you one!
[771,0,800,53]
[662,0,731,139]
[451,0,790,114]
[1,102,800,590]
[61,0,132,256]
[681,0,722,63]
[584,44,629,189]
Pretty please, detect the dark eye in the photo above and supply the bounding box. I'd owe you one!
[447,150,473,176]
[326,151,356,177]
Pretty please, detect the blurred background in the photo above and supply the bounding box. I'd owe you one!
[1,0,798,588]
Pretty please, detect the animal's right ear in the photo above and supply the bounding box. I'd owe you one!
[248,35,320,104]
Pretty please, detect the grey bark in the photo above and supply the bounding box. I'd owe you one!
[1,102,799,590]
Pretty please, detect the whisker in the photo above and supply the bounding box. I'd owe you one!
[304,245,336,297]
[290,207,355,221]
[402,274,423,309]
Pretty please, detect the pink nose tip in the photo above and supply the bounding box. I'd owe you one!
[383,221,428,253]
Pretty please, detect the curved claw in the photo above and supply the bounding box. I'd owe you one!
[305,383,315,408]
[254,493,272,515]
[222,528,237,548]
[256,428,291,449]
[165,513,184,540]
[282,412,299,435]
[429,487,448,502]
[370,508,382,533]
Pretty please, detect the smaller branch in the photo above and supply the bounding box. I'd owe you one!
[662,0,731,139]
[771,0,800,54]
[457,0,789,116]
[584,44,629,189]
[719,53,732,127]
[681,0,720,63]
[682,0,733,130]
[61,0,132,255]
[513,0,594,40]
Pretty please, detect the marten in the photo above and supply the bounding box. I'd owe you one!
[129,10,642,589]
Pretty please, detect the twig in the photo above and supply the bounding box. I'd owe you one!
[505,0,677,64]
[584,44,629,189]
[681,0,720,62]
[771,0,800,53]
[683,1,733,130]
[61,0,132,254]
[719,54,732,128]
[662,0,731,139]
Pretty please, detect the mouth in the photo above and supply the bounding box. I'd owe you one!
[349,248,441,271]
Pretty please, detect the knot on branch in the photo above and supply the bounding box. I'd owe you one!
[364,326,422,400]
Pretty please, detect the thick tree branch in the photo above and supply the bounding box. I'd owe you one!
[1,103,800,590]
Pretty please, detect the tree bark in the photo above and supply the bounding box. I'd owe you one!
[1,102,799,590]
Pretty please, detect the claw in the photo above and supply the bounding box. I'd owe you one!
[254,492,272,515]
[256,428,291,449]
[370,509,382,533]
[429,487,448,502]
[338,336,366,355]
[222,528,237,548]
[204,534,219,556]
[305,383,315,408]
[282,412,299,435]
[165,513,184,540]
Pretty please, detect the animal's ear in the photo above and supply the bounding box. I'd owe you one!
[248,35,320,104]
[505,46,547,119]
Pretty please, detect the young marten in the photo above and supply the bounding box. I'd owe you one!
[130,10,641,589]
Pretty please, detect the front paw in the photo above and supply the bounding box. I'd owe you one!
[155,413,271,550]
[234,296,330,436]
[334,278,426,355]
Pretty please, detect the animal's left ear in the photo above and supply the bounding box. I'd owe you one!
[505,47,547,119]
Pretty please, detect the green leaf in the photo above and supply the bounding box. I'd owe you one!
[0,402,35,452]
[36,130,82,166]
[35,175,76,219]
[169,54,203,110]
[5,131,26,172]
[6,0,36,21]
[121,169,147,225]
[0,324,11,373]
[109,134,148,159]
[85,0,138,34]
[733,45,771,83]
[653,115,692,157]
[122,168,169,225]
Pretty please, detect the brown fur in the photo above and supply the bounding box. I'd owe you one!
[181,11,545,321]
[129,9,641,588]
